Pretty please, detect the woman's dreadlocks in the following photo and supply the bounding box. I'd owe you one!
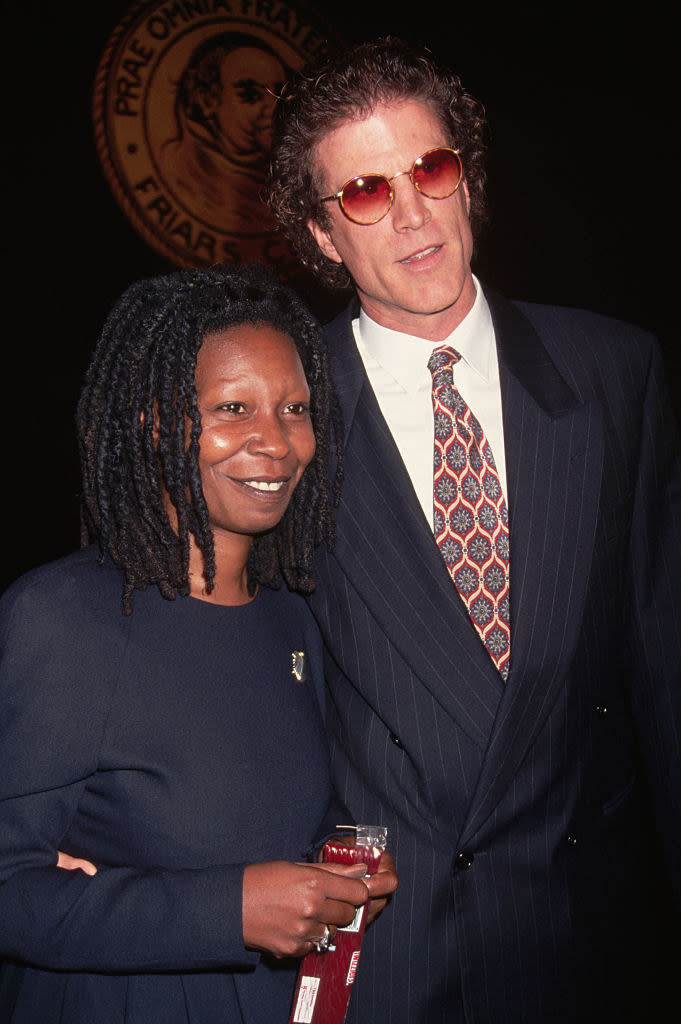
[76,262,343,614]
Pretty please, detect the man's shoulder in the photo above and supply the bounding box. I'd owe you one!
[488,289,660,378]
[508,294,656,349]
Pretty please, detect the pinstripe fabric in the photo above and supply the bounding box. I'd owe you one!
[307,290,681,1022]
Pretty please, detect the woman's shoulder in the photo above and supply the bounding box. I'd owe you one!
[257,583,320,631]
[0,545,123,631]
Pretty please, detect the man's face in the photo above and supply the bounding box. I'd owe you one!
[308,99,476,341]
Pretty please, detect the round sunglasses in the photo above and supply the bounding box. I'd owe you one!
[320,147,463,225]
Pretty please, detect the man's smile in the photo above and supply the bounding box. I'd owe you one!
[399,244,442,264]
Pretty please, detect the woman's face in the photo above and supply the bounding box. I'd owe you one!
[194,322,316,544]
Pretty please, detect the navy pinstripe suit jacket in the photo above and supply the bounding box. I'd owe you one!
[309,289,681,1023]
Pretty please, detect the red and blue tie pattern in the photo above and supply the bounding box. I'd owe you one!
[428,346,511,680]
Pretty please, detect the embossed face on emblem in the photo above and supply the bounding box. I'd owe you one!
[93,1,340,272]
[156,33,287,237]
[291,651,306,682]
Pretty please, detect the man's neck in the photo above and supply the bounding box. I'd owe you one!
[357,275,478,342]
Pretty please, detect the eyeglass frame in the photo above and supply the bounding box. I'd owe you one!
[319,146,464,225]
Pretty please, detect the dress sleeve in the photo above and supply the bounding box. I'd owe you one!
[0,570,260,973]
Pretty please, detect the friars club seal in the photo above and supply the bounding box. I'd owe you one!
[93,0,341,274]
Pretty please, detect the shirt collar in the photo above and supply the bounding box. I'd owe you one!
[356,275,496,393]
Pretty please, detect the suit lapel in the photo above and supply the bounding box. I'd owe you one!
[458,292,604,842]
[324,304,504,751]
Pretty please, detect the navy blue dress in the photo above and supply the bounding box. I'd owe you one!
[0,546,341,1023]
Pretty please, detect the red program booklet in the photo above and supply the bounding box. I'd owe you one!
[288,825,387,1024]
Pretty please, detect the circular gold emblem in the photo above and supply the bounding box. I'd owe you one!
[93,0,340,274]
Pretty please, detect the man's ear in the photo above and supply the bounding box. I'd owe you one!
[462,178,471,215]
[307,219,344,265]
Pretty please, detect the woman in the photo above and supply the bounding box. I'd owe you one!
[0,263,397,1023]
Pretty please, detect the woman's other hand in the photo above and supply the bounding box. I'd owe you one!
[56,851,98,876]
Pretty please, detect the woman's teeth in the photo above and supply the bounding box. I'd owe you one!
[245,480,285,491]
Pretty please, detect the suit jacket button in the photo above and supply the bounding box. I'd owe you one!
[389,732,403,748]
[456,851,474,870]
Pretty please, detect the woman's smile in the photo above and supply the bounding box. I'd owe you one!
[194,322,316,545]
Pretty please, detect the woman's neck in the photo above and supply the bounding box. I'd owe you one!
[187,537,255,606]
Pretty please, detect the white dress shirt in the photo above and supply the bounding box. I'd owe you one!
[353,276,508,528]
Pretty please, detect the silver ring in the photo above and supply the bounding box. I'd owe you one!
[311,924,331,953]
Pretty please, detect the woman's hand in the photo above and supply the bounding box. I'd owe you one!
[56,851,98,876]
[242,860,369,958]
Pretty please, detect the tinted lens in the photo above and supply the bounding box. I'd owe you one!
[340,174,393,224]
[412,148,462,199]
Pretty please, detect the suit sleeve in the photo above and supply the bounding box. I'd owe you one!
[301,599,356,854]
[628,341,681,903]
[0,572,260,973]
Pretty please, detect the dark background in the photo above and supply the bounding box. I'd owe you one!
[2,1,678,593]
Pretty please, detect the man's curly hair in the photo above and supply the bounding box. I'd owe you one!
[77,262,343,614]
[268,36,488,290]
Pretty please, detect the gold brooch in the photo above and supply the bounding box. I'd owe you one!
[291,651,306,682]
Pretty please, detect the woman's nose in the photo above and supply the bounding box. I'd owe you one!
[247,414,291,458]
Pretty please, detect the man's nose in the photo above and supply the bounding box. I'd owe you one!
[390,173,431,231]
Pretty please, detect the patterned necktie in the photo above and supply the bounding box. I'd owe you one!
[428,346,511,680]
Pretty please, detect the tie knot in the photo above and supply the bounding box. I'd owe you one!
[428,345,461,389]
[428,345,461,373]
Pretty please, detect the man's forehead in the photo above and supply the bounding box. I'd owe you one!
[322,95,439,131]
[311,98,448,172]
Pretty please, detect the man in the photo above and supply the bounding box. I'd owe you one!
[269,37,681,1023]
